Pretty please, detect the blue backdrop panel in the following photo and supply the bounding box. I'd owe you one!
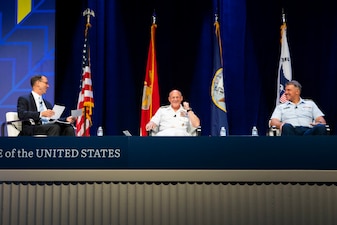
[2,0,337,138]
[0,0,55,126]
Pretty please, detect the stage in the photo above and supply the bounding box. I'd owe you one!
[1,136,337,182]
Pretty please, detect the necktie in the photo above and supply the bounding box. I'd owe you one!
[38,97,48,124]
[38,96,44,112]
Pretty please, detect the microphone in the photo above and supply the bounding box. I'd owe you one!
[295,106,297,109]
[174,115,176,117]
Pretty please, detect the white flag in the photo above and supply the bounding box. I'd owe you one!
[276,21,292,105]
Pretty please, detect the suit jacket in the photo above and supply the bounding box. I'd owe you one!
[17,93,64,135]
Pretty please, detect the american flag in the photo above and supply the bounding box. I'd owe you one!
[276,13,292,105]
[76,21,94,136]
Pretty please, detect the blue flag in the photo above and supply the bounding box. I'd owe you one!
[276,16,292,105]
[211,15,229,136]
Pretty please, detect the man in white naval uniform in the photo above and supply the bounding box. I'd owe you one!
[146,90,200,136]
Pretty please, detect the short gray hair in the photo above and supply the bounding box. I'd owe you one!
[286,80,302,92]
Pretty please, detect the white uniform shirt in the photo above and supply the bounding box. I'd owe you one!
[271,98,325,127]
[150,105,194,136]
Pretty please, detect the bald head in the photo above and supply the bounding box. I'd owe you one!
[168,89,183,110]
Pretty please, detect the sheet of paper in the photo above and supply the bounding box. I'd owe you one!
[123,130,132,136]
[71,109,83,117]
[51,105,65,119]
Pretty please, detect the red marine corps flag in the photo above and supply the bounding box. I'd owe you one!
[140,12,160,136]
[76,8,95,136]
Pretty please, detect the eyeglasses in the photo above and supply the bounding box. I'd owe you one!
[39,80,49,85]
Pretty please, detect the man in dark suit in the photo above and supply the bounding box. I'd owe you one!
[17,75,76,136]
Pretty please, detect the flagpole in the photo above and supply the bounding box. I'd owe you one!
[211,12,228,136]
[276,8,291,106]
[140,12,160,136]
[81,8,94,136]
[150,10,156,118]
[282,8,286,23]
[152,9,156,24]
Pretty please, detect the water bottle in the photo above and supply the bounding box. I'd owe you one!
[220,126,226,136]
[251,126,258,136]
[97,126,103,136]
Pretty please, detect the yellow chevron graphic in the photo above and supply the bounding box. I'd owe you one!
[17,0,32,24]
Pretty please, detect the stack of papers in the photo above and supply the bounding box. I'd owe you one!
[49,105,82,124]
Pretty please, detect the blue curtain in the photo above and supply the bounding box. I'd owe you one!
[55,0,337,136]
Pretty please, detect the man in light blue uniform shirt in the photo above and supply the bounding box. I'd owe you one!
[270,80,327,136]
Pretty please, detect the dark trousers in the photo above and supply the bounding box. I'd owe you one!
[33,123,75,136]
[281,123,327,136]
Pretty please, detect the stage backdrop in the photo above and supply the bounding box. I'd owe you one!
[1,0,336,136]
[0,0,55,126]
[55,0,337,136]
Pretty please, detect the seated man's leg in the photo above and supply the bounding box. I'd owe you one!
[304,124,327,135]
[294,126,309,135]
[281,123,296,136]
[34,124,61,136]
[60,124,76,136]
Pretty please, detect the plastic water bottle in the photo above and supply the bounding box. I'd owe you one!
[252,126,258,136]
[97,126,103,136]
[220,126,226,136]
